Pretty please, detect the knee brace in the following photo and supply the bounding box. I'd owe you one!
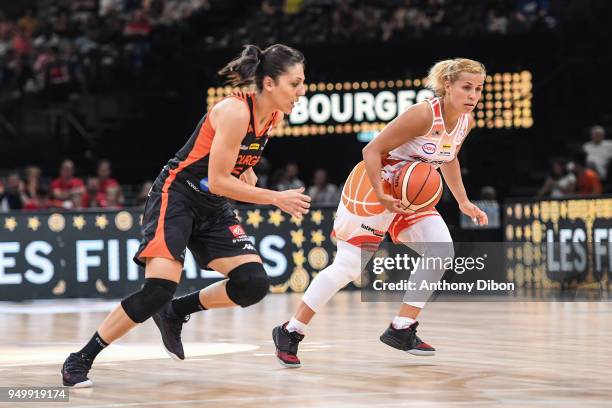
[226,262,270,307]
[121,278,177,323]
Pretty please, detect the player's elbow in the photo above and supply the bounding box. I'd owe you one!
[207,175,226,195]
[362,144,375,160]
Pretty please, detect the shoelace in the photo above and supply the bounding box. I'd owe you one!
[65,355,91,375]
[285,330,304,355]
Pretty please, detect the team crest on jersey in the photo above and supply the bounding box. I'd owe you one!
[422,143,436,154]
[229,225,246,237]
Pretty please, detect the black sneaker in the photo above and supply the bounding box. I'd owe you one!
[61,352,93,388]
[379,321,435,356]
[272,322,304,368]
[152,303,189,361]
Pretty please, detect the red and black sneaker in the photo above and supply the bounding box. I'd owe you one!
[379,321,436,356]
[272,322,304,368]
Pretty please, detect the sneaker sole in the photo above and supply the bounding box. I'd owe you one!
[162,346,184,361]
[61,375,93,388]
[379,334,435,356]
[152,314,185,361]
[272,326,301,369]
[276,358,301,368]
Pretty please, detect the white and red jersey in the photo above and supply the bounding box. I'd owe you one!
[382,97,470,182]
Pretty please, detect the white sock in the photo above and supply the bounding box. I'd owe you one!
[286,317,307,334]
[392,316,415,330]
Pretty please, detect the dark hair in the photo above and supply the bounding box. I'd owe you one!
[218,44,304,91]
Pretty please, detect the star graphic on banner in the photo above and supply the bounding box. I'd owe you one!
[27,217,41,231]
[73,215,86,230]
[268,209,285,227]
[310,210,324,225]
[4,217,17,231]
[246,209,264,229]
[311,229,326,246]
[290,214,303,226]
[290,229,305,248]
[293,249,306,267]
[95,215,109,230]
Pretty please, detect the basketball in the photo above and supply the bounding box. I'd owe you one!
[391,161,443,212]
[341,161,387,216]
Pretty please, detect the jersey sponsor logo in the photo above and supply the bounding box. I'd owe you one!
[240,144,250,151]
[249,143,260,150]
[229,224,246,237]
[242,243,256,251]
[409,155,445,166]
[422,143,436,154]
[439,144,452,156]
[361,223,385,238]
[199,177,210,192]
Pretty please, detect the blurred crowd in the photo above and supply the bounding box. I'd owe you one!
[0,0,558,106]
[0,158,342,212]
[0,0,212,107]
[537,125,611,198]
[232,0,556,48]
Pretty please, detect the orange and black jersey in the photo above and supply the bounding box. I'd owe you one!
[152,92,279,204]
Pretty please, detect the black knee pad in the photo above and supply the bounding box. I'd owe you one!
[121,278,177,323]
[226,262,270,307]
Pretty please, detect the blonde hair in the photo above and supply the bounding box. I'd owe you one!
[424,58,486,97]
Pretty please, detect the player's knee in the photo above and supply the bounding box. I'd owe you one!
[226,262,270,307]
[121,278,177,323]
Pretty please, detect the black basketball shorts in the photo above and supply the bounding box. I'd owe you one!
[134,188,259,269]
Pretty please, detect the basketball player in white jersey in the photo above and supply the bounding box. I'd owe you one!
[273,58,489,367]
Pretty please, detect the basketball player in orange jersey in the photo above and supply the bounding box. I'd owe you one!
[61,44,310,387]
[273,58,488,367]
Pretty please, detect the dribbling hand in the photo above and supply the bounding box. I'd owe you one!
[274,187,311,219]
[459,200,488,226]
[378,192,411,214]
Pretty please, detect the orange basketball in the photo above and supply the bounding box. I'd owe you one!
[391,161,442,212]
[341,161,386,216]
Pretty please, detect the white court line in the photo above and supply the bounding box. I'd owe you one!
[67,387,612,408]
[0,301,118,314]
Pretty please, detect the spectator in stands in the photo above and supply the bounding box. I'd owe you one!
[96,159,123,205]
[275,162,305,191]
[572,153,602,196]
[23,186,51,211]
[307,168,338,205]
[105,185,123,209]
[51,159,85,208]
[82,176,101,208]
[254,157,271,189]
[24,165,43,200]
[0,172,27,211]
[537,159,575,198]
[583,125,612,180]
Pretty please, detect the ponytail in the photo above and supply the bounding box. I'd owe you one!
[218,45,262,87]
[424,58,486,98]
[218,44,305,91]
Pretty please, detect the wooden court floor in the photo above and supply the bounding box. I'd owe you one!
[1,292,611,407]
